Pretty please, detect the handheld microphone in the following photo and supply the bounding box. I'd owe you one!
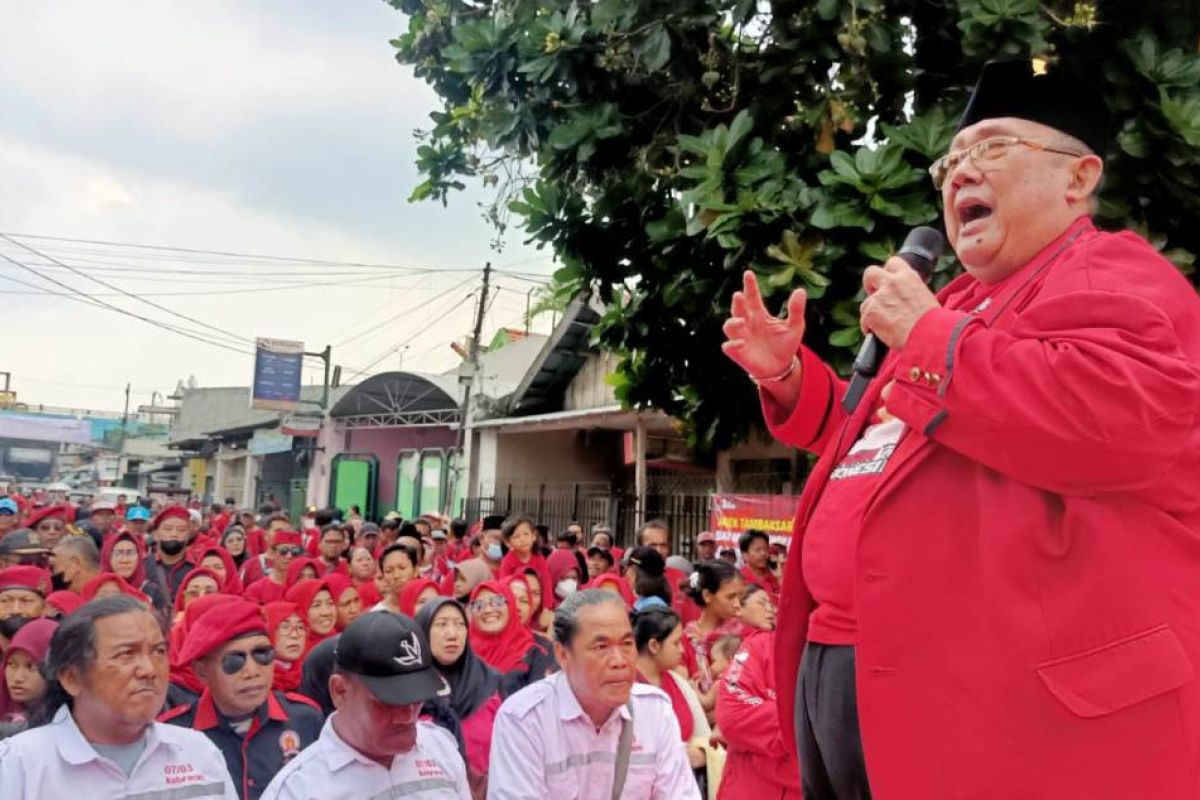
[841,226,945,415]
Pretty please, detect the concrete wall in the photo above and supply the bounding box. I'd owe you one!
[564,352,618,411]
[476,427,624,495]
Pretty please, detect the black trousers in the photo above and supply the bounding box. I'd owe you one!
[794,642,873,800]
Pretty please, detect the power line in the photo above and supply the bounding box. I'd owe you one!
[332,274,477,349]
[0,270,426,298]
[1,234,253,349]
[0,251,256,357]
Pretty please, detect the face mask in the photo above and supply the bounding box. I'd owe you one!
[158,539,186,557]
[51,571,70,592]
[555,578,578,599]
[485,544,503,561]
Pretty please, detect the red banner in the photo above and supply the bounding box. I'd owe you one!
[709,493,801,548]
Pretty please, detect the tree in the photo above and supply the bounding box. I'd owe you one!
[386,0,1200,452]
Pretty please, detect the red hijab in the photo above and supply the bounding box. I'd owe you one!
[502,574,537,629]
[263,601,305,691]
[100,531,147,588]
[191,545,244,595]
[546,549,582,609]
[397,578,441,618]
[468,580,535,673]
[587,573,636,609]
[80,572,150,605]
[285,557,320,590]
[499,548,553,611]
[172,567,225,615]
[169,593,238,695]
[323,573,360,631]
[0,618,57,720]
[520,568,547,629]
[285,578,335,655]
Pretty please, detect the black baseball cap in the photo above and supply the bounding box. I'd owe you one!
[626,545,665,577]
[0,529,50,557]
[334,612,448,705]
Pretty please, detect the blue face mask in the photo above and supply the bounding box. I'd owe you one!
[486,544,503,561]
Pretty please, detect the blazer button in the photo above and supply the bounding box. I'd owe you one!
[908,366,922,382]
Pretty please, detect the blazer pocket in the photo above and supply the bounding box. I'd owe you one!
[1036,624,1195,718]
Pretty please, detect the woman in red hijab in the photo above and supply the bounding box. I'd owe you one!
[587,572,637,608]
[263,601,306,691]
[398,577,441,618]
[0,618,57,736]
[546,548,584,614]
[166,593,238,711]
[284,557,320,590]
[80,573,151,605]
[191,545,244,595]
[285,578,337,656]
[497,517,553,611]
[468,580,557,696]
[99,531,165,610]
[503,574,555,667]
[323,573,363,630]
[347,545,382,607]
[170,567,224,623]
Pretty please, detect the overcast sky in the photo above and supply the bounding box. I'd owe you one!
[0,1,552,413]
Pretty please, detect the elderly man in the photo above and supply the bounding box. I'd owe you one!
[161,600,323,800]
[0,529,50,569]
[0,595,236,798]
[260,611,469,799]
[489,589,700,799]
[50,536,101,594]
[0,566,50,621]
[723,60,1200,799]
[636,520,671,559]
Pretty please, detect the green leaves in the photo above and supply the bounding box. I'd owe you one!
[387,0,1200,453]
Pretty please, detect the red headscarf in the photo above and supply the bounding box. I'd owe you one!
[499,547,553,612]
[99,531,148,589]
[263,601,304,691]
[587,573,636,609]
[285,578,335,654]
[501,574,536,629]
[285,557,320,590]
[546,549,583,609]
[520,567,549,629]
[324,573,361,631]
[191,545,244,595]
[172,567,225,615]
[80,572,150,605]
[0,618,57,720]
[468,580,535,673]
[397,577,440,618]
[45,591,83,617]
[169,593,238,695]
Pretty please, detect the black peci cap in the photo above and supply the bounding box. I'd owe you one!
[958,59,1110,155]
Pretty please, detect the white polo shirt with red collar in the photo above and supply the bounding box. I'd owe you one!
[0,704,237,799]
[259,714,469,800]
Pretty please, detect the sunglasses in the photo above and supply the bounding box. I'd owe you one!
[470,596,507,613]
[221,645,275,675]
[275,546,304,557]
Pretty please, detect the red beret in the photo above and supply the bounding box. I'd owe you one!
[25,504,71,528]
[152,505,191,530]
[45,590,84,616]
[176,599,268,665]
[0,565,52,596]
[272,530,303,547]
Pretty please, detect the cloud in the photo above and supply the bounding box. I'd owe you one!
[0,2,554,411]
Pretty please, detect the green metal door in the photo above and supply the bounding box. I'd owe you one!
[329,454,378,520]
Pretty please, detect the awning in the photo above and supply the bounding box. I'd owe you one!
[329,371,461,429]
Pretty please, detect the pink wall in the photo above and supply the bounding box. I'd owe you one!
[341,425,460,515]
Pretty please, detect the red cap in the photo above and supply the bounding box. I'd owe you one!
[0,565,52,596]
[176,599,268,666]
[45,591,83,617]
[272,530,303,547]
[152,505,190,530]
[25,504,72,529]
[696,531,716,544]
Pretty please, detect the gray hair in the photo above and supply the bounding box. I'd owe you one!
[553,588,629,648]
[55,535,100,569]
[43,595,149,709]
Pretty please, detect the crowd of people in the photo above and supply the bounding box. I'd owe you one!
[0,492,797,799]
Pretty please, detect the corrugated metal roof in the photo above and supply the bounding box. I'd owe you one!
[508,295,601,415]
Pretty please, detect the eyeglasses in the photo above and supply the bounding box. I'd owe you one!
[929,136,1085,189]
[275,546,304,557]
[469,596,507,613]
[276,622,305,637]
[221,645,275,675]
[111,548,139,559]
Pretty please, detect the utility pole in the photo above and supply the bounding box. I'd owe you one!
[120,382,131,448]
[447,262,491,516]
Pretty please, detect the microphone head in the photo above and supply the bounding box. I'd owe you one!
[899,226,945,281]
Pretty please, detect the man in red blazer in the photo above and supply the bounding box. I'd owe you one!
[722,59,1200,799]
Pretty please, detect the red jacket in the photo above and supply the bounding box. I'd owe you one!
[768,218,1200,799]
[716,631,801,799]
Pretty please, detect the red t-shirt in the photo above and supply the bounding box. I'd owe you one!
[803,415,904,645]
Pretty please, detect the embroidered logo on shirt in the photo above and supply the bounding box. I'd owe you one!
[829,418,904,481]
[278,730,301,761]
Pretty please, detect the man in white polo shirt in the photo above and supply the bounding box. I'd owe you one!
[260,611,469,799]
[488,589,700,800]
[0,594,236,799]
